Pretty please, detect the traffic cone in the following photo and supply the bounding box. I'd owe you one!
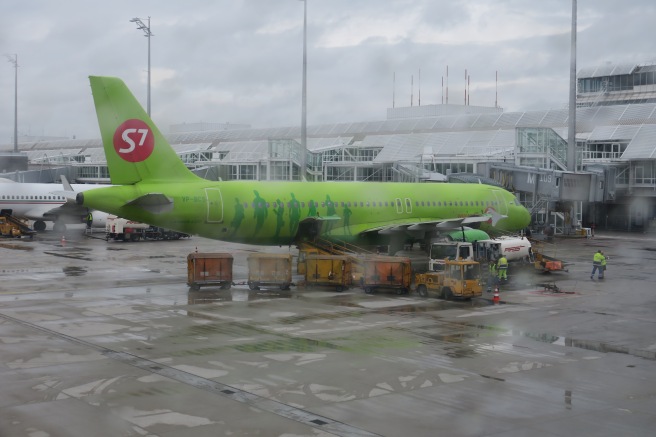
[61,235,66,247]
[493,286,500,305]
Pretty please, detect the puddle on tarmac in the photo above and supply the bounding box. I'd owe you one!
[0,242,33,251]
[233,337,341,353]
[62,266,88,277]
[187,288,290,304]
[44,250,92,261]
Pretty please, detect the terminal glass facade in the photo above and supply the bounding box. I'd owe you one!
[516,127,568,170]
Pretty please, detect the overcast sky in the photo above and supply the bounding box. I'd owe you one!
[1,0,654,143]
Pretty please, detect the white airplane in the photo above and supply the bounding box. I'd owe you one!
[0,178,109,232]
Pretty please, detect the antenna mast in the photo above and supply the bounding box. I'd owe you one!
[446,65,449,105]
[392,72,395,108]
[418,69,421,106]
[410,75,414,106]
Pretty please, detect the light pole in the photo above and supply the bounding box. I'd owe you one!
[299,0,307,181]
[5,54,18,153]
[130,17,153,116]
[567,0,578,230]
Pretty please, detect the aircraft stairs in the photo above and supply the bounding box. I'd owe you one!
[0,212,36,237]
[297,238,378,280]
[298,238,375,258]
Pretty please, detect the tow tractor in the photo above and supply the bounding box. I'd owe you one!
[415,259,483,300]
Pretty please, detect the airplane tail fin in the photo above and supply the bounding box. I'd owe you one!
[89,76,200,185]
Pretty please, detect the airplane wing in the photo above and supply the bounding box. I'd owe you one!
[22,203,89,222]
[330,211,507,237]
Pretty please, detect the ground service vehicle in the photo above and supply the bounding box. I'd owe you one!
[247,253,293,290]
[473,236,532,263]
[305,254,352,291]
[360,255,412,294]
[428,241,475,271]
[187,252,233,290]
[0,214,34,238]
[105,215,189,241]
[415,259,483,300]
[429,236,533,271]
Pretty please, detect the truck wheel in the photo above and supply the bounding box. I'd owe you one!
[417,285,428,297]
[335,285,343,292]
[220,283,231,290]
[189,284,200,291]
[280,284,290,291]
[442,287,453,301]
[248,281,260,291]
[364,287,373,294]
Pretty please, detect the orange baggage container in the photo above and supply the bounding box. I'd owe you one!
[187,253,233,290]
[360,255,412,295]
[305,254,352,291]
[247,253,293,290]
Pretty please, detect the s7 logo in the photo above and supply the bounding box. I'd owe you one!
[119,128,150,153]
[113,119,155,163]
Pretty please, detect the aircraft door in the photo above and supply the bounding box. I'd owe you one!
[405,198,413,213]
[492,190,509,215]
[205,188,223,223]
[395,198,403,214]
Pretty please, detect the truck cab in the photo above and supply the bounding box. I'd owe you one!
[428,241,474,271]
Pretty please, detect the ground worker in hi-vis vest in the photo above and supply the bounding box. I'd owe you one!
[497,255,508,281]
[591,250,605,280]
[488,260,498,287]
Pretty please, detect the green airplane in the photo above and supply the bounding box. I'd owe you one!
[76,76,531,247]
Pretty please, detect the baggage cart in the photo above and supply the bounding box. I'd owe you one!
[305,254,352,291]
[360,255,412,295]
[187,252,233,290]
[247,253,293,290]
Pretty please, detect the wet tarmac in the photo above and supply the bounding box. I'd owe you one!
[1,229,655,436]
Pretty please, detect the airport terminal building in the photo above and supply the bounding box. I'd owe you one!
[3,62,656,233]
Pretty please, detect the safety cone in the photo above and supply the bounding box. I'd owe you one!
[61,235,66,247]
[493,286,500,305]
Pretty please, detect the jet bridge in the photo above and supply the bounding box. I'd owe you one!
[478,163,608,234]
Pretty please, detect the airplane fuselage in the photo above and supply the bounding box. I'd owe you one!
[0,182,107,230]
[80,180,531,245]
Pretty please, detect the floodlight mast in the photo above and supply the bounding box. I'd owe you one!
[5,54,18,153]
[130,17,153,116]
[299,0,307,181]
